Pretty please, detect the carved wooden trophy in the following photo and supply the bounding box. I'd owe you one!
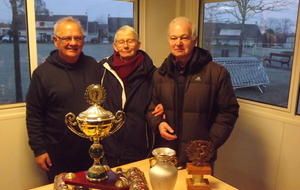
[186,140,215,190]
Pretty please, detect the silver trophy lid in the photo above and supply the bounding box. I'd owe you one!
[77,84,114,121]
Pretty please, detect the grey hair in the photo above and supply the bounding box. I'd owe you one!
[168,17,197,40]
[114,25,139,42]
[53,16,84,36]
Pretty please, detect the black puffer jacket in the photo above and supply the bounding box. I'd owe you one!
[146,47,239,165]
[99,50,156,165]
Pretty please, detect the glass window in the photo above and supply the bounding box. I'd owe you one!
[202,0,299,108]
[36,0,135,62]
[0,0,136,105]
[0,0,29,104]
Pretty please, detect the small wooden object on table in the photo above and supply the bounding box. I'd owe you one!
[186,140,214,190]
[186,162,211,190]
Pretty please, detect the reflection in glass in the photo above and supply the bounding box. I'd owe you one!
[202,0,298,108]
[0,0,135,104]
[36,0,135,61]
[0,0,29,104]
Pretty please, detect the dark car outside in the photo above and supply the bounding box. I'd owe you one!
[90,37,100,44]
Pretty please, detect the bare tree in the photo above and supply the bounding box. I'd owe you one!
[204,3,224,50]
[265,18,280,32]
[17,0,49,15]
[262,28,276,47]
[263,17,294,34]
[204,3,224,23]
[280,18,294,34]
[221,0,294,57]
[262,17,294,44]
[9,0,23,102]
[6,0,49,102]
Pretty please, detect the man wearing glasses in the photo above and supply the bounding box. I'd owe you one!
[98,25,162,167]
[26,16,101,183]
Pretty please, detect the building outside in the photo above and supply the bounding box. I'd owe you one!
[203,22,262,47]
[2,14,133,43]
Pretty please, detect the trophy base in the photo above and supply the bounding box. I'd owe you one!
[63,170,129,190]
[186,162,212,190]
[186,178,210,190]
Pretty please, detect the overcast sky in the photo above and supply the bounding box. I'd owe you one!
[0,0,133,23]
[0,0,298,30]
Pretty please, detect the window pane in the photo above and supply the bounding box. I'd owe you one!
[0,0,136,105]
[37,0,134,62]
[0,0,29,104]
[202,0,298,108]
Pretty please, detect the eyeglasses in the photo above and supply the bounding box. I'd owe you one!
[55,35,85,43]
[115,39,137,47]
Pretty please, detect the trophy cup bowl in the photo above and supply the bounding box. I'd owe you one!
[64,84,126,186]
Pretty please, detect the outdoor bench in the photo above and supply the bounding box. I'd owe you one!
[264,53,291,67]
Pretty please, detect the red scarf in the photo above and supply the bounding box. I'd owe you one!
[112,50,144,83]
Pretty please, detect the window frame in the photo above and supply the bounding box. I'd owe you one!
[0,0,138,110]
[199,0,300,120]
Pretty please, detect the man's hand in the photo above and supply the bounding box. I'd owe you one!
[158,122,177,140]
[152,103,166,119]
[35,153,52,171]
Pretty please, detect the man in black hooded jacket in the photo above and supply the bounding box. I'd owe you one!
[26,16,101,183]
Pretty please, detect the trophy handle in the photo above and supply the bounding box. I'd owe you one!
[170,156,178,166]
[106,110,125,137]
[65,112,89,139]
[149,157,156,168]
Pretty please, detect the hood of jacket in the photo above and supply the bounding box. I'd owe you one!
[43,49,94,92]
[45,49,86,70]
[158,46,212,76]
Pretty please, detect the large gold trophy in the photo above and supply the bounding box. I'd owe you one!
[64,84,128,189]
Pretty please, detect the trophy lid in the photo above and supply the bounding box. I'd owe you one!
[77,84,114,121]
[77,105,114,121]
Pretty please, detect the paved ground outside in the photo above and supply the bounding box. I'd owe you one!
[234,66,290,107]
[210,46,292,108]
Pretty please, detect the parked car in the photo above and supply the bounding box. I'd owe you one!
[1,35,27,43]
[90,37,100,43]
[1,35,13,43]
[243,43,254,47]
[19,36,27,43]
[102,38,109,44]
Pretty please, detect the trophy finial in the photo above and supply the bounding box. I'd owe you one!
[85,84,106,105]
[186,140,214,167]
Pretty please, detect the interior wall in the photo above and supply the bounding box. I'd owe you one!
[215,108,300,190]
[139,0,199,67]
[0,107,48,189]
[1,0,300,190]
[139,0,178,67]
